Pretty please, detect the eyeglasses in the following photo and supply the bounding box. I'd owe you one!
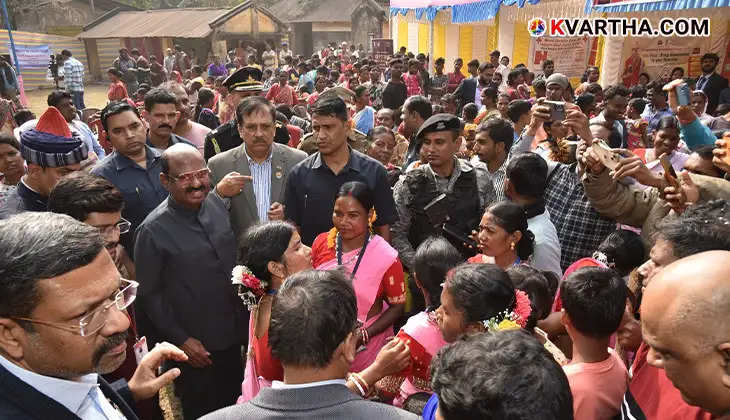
[13,279,138,337]
[96,218,131,237]
[167,168,210,185]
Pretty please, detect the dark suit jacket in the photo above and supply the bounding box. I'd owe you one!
[453,77,478,113]
[208,142,307,247]
[0,362,138,420]
[700,73,729,115]
[199,383,419,420]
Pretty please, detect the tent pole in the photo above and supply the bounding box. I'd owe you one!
[1,0,21,75]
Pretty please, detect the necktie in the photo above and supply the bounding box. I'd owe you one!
[698,75,708,91]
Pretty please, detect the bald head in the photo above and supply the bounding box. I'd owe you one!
[161,143,203,175]
[642,251,730,416]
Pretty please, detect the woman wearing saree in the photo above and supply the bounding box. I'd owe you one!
[468,201,535,269]
[236,221,312,403]
[312,181,406,373]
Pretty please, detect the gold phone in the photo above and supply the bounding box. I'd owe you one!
[590,141,622,170]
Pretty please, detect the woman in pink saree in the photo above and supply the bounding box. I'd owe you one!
[312,181,406,373]
[235,221,312,403]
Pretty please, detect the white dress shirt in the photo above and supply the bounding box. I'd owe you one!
[272,379,348,389]
[527,210,563,279]
[0,354,125,419]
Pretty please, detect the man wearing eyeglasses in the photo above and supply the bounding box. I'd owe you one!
[135,143,248,419]
[0,212,189,420]
[48,171,171,419]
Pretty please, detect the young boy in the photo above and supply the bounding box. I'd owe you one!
[561,266,629,420]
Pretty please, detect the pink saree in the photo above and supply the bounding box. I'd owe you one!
[316,234,398,372]
[237,314,272,403]
[393,311,447,407]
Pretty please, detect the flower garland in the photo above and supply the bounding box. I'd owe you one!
[482,290,533,333]
[231,265,268,311]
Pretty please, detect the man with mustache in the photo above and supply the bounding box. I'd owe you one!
[165,82,211,153]
[92,101,169,255]
[204,66,289,161]
[135,143,248,419]
[208,96,306,247]
[391,113,497,271]
[0,212,188,419]
[142,88,195,151]
[48,171,168,419]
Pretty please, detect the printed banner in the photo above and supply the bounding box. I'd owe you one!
[372,38,394,68]
[619,37,708,86]
[591,0,671,7]
[528,36,590,79]
[8,44,52,68]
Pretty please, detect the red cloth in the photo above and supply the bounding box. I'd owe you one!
[403,73,422,97]
[287,124,302,148]
[266,84,297,106]
[252,327,284,382]
[627,342,713,420]
[447,72,465,93]
[311,232,406,305]
[108,81,128,101]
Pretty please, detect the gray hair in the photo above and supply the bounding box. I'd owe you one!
[0,212,104,319]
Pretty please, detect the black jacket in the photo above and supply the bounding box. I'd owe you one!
[453,77,478,113]
[0,182,47,220]
[0,362,139,420]
[699,72,729,115]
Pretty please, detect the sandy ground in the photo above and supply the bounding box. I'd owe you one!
[23,83,112,115]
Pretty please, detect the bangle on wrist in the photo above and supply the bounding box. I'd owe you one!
[348,373,369,397]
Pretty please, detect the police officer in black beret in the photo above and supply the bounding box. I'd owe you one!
[204,66,289,161]
[391,113,497,273]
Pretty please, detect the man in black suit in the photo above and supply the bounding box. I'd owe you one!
[201,269,418,420]
[0,212,187,420]
[453,62,496,114]
[696,53,729,115]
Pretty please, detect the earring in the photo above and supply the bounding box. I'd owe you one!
[510,242,515,251]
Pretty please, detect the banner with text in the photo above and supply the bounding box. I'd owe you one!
[528,36,590,79]
[619,36,708,87]
[8,44,52,68]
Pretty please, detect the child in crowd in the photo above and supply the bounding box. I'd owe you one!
[561,266,629,420]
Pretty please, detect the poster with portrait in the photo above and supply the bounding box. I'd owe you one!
[527,36,591,79]
[620,36,709,86]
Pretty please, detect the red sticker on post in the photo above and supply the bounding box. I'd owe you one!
[133,336,149,365]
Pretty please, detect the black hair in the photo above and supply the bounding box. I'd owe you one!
[490,50,500,57]
[671,66,684,77]
[506,265,552,330]
[0,213,105,320]
[542,59,554,69]
[646,81,668,98]
[656,115,680,134]
[477,117,514,152]
[370,125,395,144]
[312,97,348,122]
[604,84,630,102]
[13,109,35,127]
[506,152,548,199]
[628,97,647,114]
[656,199,730,259]
[481,86,498,104]
[414,237,463,311]
[235,96,276,126]
[431,330,574,420]
[238,221,297,285]
[630,85,647,99]
[100,100,141,132]
[506,99,531,124]
[276,104,294,121]
[47,90,71,107]
[61,49,72,57]
[596,229,646,277]
[435,57,445,66]
[487,201,535,261]
[48,172,125,222]
[269,269,358,367]
[561,267,626,338]
[143,87,177,112]
[462,103,479,121]
[478,62,495,73]
[586,83,602,95]
[0,134,20,151]
[336,181,374,212]
[701,52,719,63]
[533,78,546,90]
[445,263,515,324]
[193,87,216,122]
[507,68,523,86]
[403,392,431,416]
[404,95,432,121]
[575,93,596,115]
[107,68,123,78]
[467,59,479,68]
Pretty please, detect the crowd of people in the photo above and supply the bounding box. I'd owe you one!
[1,38,730,420]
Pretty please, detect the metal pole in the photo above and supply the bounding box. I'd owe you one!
[429,20,434,77]
[1,0,21,75]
